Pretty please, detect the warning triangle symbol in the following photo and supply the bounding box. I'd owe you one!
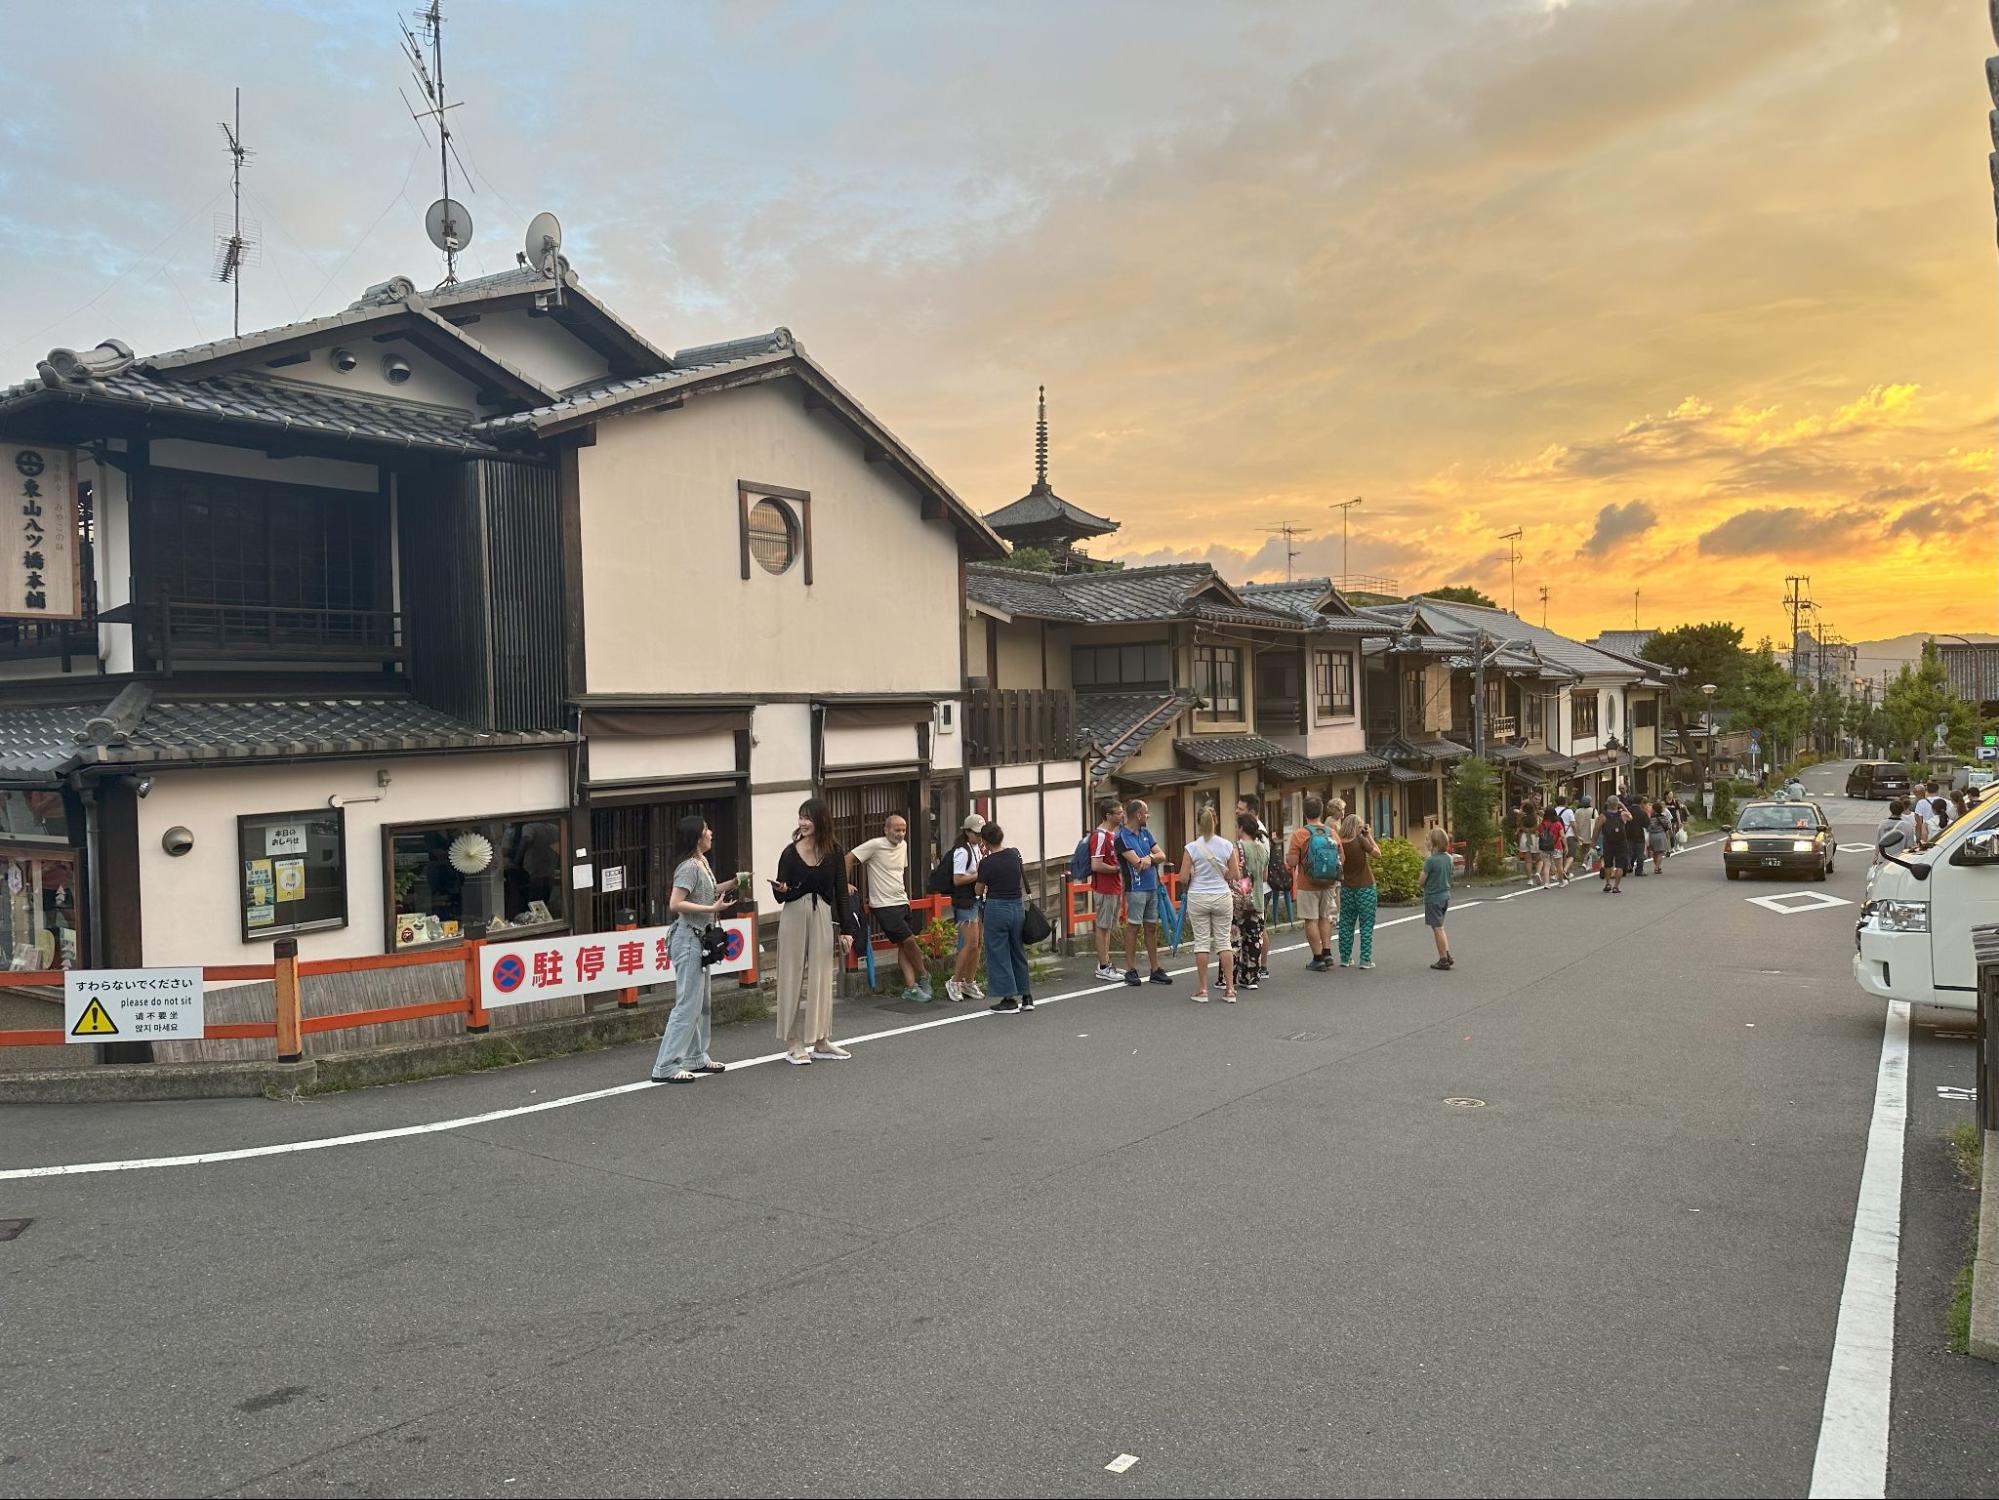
[70,997,118,1037]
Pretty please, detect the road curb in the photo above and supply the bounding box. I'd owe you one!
[1971,1129,1999,1362]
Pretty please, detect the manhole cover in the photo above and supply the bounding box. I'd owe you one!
[1443,1097,1488,1109]
[0,1218,31,1242]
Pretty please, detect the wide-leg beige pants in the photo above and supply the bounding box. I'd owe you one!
[775,896,837,1048]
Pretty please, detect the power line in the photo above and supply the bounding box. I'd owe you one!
[301,144,427,315]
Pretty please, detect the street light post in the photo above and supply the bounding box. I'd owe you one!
[1700,682,1718,815]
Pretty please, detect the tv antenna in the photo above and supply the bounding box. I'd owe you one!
[1261,521,1310,582]
[1537,584,1550,628]
[399,1,475,284]
[1330,496,1363,589]
[212,88,257,337]
[1498,527,1523,614]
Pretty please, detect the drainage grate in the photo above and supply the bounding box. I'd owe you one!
[0,1218,31,1242]
[1443,1097,1488,1109]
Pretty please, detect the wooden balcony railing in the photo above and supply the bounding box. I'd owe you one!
[149,598,407,676]
[966,688,1079,768]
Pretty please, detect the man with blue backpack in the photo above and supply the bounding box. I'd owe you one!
[1286,793,1344,972]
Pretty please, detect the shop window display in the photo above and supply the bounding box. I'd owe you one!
[390,815,566,948]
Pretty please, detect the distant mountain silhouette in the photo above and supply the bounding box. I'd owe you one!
[1845,631,1999,675]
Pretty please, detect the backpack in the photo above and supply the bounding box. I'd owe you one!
[1304,823,1341,882]
[926,849,958,897]
[1266,855,1293,894]
[1068,834,1096,884]
[1537,821,1556,853]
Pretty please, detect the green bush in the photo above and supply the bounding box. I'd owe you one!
[1447,757,1501,875]
[1711,781,1736,826]
[1375,837,1423,902]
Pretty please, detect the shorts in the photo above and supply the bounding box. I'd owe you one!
[873,904,916,944]
[1602,849,1628,873]
[1187,890,1234,955]
[1424,898,1450,928]
[1295,886,1336,922]
[1093,891,1124,928]
[1125,889,1162,926]
[950,902,980,926]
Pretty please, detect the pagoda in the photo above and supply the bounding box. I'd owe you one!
[981,387,1119,573]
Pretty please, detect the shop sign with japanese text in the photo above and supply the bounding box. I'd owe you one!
[480,917,756,1009]
[0,444,80,620]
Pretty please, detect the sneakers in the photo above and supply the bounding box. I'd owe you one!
[1307,956,1331,972]
[902,986,932,1004]
[1148,969,1172,986]
[944,979,965,1002]
[1357,960,1375,970]
[1222,990,1237,1003]
[1430,955,1454,971]
[989,997,1021,1014]
[1124,968,1143,987]
[785,1050,813,1065]
[1244,974,1259,991]
[1094,964,1122,982]
[1019,996,1035,1012]
[962,979,985,1000]
[1192,991,1210,1003]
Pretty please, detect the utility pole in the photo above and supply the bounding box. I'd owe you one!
[1783,575,1811,684]
[1331,496,1362,589]
[1537,584,1549,628]
[1499,527,1523,614]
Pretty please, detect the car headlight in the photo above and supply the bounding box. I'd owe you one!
[1728,839,1750,852]
[1792,840,1815,852]
[1863,899,1929,933]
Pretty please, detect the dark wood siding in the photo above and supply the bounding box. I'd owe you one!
[398,459,562,732]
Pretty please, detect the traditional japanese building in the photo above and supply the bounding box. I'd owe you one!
[980,388,1118,573]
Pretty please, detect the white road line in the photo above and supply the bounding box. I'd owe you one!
[0,884,1663,1181]
[1807,997,1908,1500]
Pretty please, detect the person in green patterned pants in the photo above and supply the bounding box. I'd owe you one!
[1335,813,1380,968]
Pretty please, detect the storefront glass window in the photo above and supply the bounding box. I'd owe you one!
[0,850,79,970]
[390,815,566,948]
[238,809,347,942]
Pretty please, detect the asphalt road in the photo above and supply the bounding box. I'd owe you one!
[2,762,1993,1498]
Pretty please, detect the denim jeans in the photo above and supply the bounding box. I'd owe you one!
[982,897,1029,999]
[651,921,712,1076]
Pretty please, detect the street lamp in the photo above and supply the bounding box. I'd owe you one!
[1700,683,1717,814]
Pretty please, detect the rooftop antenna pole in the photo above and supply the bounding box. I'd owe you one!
[1633,587,1640,630]
[1538,584,1550,628]
[1261,521,1308,583]
[401,2,472,285]
[1499,527,1523,614]
[1331,496,1362,590]
[214,88,255,337]
[1034,385,1049,492]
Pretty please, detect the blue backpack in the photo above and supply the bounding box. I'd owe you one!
[1304,822,1342,883]
[1069,835,1096,883]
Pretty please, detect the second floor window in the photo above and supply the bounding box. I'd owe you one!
[1571,690,1600,738]
[1194,644,1242,720]
[1314,650,1354,718]
[1633,697,1658,728]
[1072,641,1170,691]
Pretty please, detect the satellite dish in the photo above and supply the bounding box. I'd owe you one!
[525,212,563,277]
[424,197,474,254]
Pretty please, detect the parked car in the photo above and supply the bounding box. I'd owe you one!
[1845,762,1911,800]
[1855,795,1999,1015]
[1723,800,1834,881]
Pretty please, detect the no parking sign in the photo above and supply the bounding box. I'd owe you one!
[478,917,756,1009]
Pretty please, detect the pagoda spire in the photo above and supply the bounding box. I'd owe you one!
[1034,384,1049,492]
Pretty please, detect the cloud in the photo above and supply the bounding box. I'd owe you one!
[1697,504,1870,557]
[1886,491,1996,538]
[1576,499,1659,557]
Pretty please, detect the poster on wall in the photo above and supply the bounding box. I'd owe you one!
[0,444,81,621]
[244,858,275,927]
[274,858,305,903]
[265,823,307,857]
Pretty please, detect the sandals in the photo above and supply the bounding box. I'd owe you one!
[811,1043,852,1060]
[785,1050,813,1066]
[652,1070,697,1084]
[1222,990,1238,1004]
[692,1061,726,1074]
[1192,991,1210,1003]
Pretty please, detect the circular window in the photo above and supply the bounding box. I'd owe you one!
[747,497,799,575]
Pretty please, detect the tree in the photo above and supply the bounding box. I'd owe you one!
[1808,680,1848,756]
[1414,585,1499,608]
[1724,641,1809,777]
[1883,641,1978,761]
[1639,621,1746,787]
[1447,757,1502,874]
[996,545,1056,572]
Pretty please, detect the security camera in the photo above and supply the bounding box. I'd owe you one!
[331,347,358,373]
[161,826,193,857]
[381,354,412,385]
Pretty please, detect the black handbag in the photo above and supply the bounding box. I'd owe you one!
[1020,902,1052,946]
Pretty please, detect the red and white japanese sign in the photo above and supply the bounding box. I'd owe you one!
[479,917,756,1009]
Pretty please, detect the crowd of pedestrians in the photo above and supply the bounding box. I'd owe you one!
[1509,789,1692,895]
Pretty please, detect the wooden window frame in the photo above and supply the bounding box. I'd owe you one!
[1193,643,1243,722]
[380,806,572,953]
[1571,689,1600,739]
[1313,649,1354,721]
[737,481,813,585]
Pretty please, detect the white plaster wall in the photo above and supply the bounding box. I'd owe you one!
[931,701,964,772]
[90,455,134,673]
[578,380,963,696]
[268,339,483,412]
[751,703,812,783]
[747,790,806,918]
[148,439,379,492]
[587,731,735,785]
[824,722,918,768]
[455,311,610,392]
[134,750,569,964]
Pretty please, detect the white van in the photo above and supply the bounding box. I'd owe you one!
[1853,796,1999,1013]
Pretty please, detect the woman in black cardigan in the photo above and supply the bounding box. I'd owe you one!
[770,798,854,1065]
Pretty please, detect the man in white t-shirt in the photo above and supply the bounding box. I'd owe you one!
[1556,801,1577,883]
[847,814,927,1002]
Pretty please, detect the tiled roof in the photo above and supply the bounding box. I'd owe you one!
[1238,580,1382,633]
[1482,742,1535,762]
[1311,751,1390,775]
[965,566,1086,621]
[1525,752,1576,774]
[968,562,1299,630]
[1262,752,1323,783]
[984,484,1118,536]
[1174,733,1290,767]
[471,335,797,437]
[0,366,504,455]
[1391,597,1645,680]
[1077,690,1195,778]
[1384,736,1468,764]
[1590,630,1660,658]
[424,268,673,372]
[0,696,571,782]
[1384,765,1431,783]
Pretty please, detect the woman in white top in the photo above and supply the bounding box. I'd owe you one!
[1177,803,1244,1003]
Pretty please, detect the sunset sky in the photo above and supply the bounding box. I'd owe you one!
[0,0,1991,643]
